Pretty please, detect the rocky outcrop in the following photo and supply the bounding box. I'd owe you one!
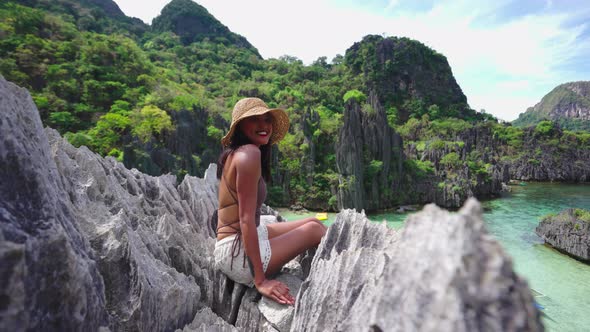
[508,127,590,182]
[1,69,110,332]
[293,201,543,331]
[0,75,231,331]
[404,125,509,208]
[0,75,312,331]
[1,76,543,331]
[175,307,237,332]
[536,209,590,262]
[336,92,404,211]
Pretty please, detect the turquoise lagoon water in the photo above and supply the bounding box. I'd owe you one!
[279,183,590,331]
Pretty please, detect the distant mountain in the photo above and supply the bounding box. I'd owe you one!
[513,81,590,131]
[13,0,148,36]
[151,0,260,56]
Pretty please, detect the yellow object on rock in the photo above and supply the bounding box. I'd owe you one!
[315,212,328,221]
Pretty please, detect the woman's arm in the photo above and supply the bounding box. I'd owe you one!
[234,145,294,305]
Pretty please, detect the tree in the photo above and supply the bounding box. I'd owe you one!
[343,89,366,104]
[132,105,173,142]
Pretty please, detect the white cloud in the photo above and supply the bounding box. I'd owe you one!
[113,0,589,121]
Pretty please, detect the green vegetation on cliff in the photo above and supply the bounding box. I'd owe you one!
[1,0,588,211]
[151,0,260,54]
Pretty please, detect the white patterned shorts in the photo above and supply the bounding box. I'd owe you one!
[214,224,272,286]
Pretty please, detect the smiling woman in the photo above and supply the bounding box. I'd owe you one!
[213,97,327,305]
[238,113,273,146]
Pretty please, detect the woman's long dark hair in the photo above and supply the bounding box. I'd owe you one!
[217,126,272,182]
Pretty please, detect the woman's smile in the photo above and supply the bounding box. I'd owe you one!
[239,114,273,146]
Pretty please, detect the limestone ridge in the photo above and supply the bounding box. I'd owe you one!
[292,203,543,331]
[336,91,404,211]
[1,76,542,331]
[514,81,590,130]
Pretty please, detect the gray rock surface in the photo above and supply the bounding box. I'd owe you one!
[535,209,590,262]
[291,200,543,331]
[0,76,110,331]
[259,274,302,331]
[175,307,237,332]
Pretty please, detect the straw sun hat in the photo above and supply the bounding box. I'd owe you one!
[221,97,290,147]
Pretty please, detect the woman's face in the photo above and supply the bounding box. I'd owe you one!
[238,113,273,146]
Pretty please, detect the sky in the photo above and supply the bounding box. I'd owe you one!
[113,0,590,121]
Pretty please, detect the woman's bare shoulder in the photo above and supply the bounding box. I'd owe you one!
[234,144,260,158]
[233,144,261,168]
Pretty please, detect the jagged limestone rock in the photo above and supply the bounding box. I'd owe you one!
[0,75,227,331]
[47,128,204,331]
[0,76,110,331]
[291,200,543,332]
[175,307,237,332]
[535,209,590,262]
[258,273,302,331]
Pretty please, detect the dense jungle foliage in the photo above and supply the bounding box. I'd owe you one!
[2,0,588,210]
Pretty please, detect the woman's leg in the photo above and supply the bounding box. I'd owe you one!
[266,217,326,239]
[265,222,327,276]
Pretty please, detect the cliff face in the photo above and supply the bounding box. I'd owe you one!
[513,81,590,130]
[123,108,224,178]
[0,76,543,331]
[336,92,404,211]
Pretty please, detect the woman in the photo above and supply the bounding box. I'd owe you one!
[214,97,327,305]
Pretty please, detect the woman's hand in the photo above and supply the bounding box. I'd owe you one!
[255,279,295,305]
